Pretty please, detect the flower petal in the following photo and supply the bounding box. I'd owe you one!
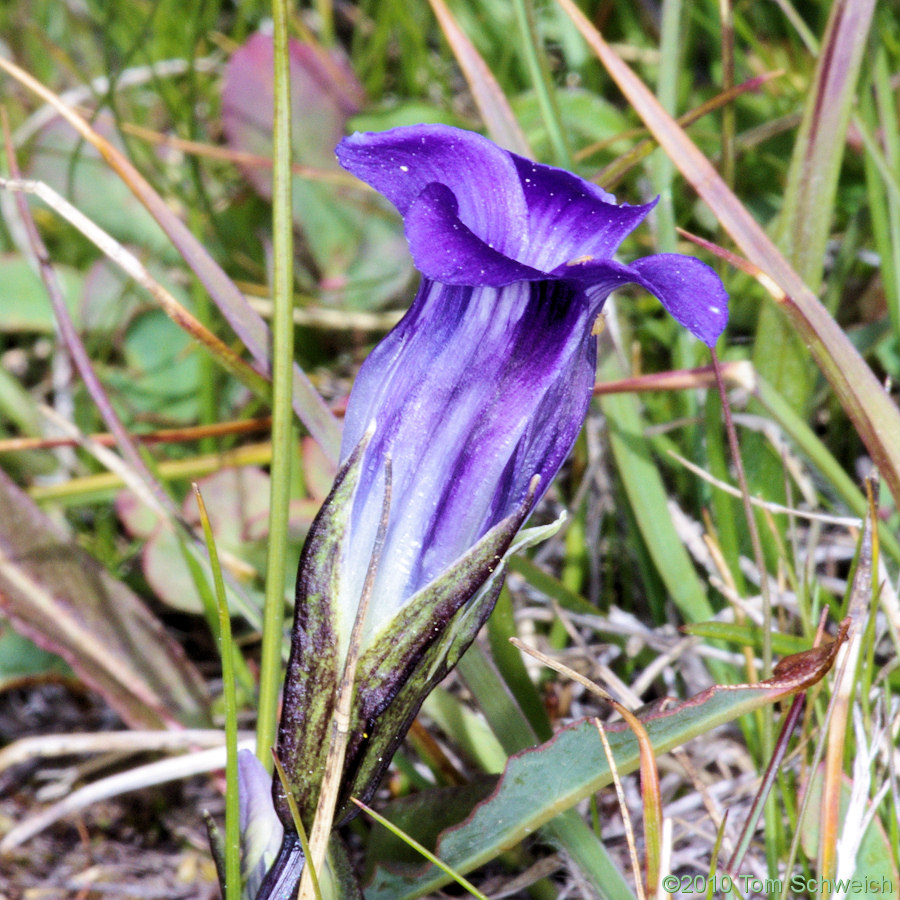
[336,124,528,258]
[627,254,729,346]
[510,154,657,271]
[558,254,729,346]
[340,278,597,630]
[404,183,543,285]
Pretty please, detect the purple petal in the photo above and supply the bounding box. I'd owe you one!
[404,183,543,285]
[557,254,729,346]
[510,154,657,271]
[340,278,596,627]
[628,254,729,346]
[336,124,528,259]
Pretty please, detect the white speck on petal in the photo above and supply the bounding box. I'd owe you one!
[399,165,409,172]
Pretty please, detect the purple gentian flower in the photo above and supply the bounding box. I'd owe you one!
[261,124,727,896]
[331,124,727,633]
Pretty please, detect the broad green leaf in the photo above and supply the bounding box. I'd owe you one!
[366,634,843,900]
[0,255,82,333]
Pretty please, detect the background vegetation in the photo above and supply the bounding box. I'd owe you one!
[0,0,897,897]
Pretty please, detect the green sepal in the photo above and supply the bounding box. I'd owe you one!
[273,430,372,830]
[333,503,565,823]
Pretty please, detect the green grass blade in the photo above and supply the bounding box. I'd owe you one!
[194,485,241,900]
[256,0,297,770]
[352,798,490,900]
[427,0,531,155]
[650,0,682,253]
[511,0,571,167]
[754,0,876,413]
[863,46,900,335]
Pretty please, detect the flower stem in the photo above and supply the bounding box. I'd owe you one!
[194,485,241,900]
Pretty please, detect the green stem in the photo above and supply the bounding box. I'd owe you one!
[195,486,241,900]
[652,0,681,252]
[257,0,296,769]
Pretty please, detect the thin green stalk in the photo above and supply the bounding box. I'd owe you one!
[868,48,900,335]
[511,0,571,168]
[711,352,779,879]
[195,485,241,900]
[718,0,736,190]
[257,0,296,769]
[351,798,490,900]
[272,753,323,900]
[652,0,682,252]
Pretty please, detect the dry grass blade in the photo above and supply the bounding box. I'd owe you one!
[426,0,531,156]
[553,0,900,508]
[592,71,784,186]
[0,730,246,774]
[667,449,862,527]
[0,418,273,454]
[0,738,255,852]
[0,175,272,404]
[510,637,662,896]
[0,54,341,459]
[2,115,180,524]
[592,360,755,396]
[593,719,646,900]
[819,478,878,880]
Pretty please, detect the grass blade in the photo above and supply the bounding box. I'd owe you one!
[426,0,531,155]
[194,485,242,900]
[554,0,900,508]
[754,0,877,411]
[256,0,297,771]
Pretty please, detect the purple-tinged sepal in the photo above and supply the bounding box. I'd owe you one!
[272,427,374,832]
[334,480,564,824]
